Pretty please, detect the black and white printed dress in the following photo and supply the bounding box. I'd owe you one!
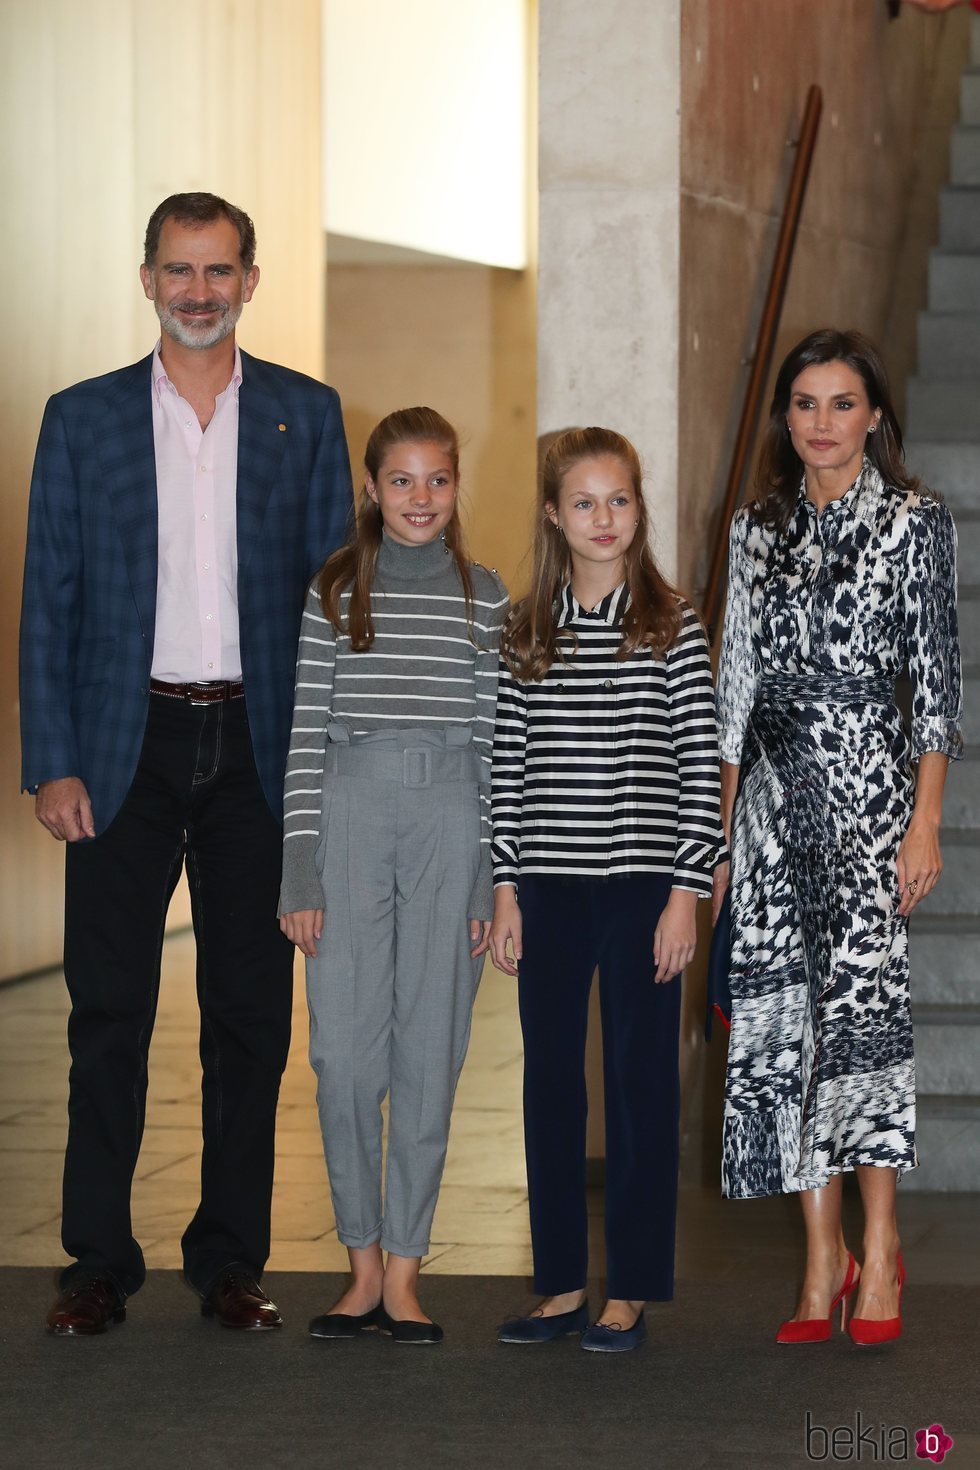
[716,460,962,1198]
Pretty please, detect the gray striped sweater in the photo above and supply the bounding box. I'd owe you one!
[280,533,509,918]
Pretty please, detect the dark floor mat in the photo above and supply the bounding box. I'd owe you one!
[1,1268,976,1469]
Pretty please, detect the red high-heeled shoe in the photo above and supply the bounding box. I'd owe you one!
[847,1253,905,1346]
[776,1252,860,1344]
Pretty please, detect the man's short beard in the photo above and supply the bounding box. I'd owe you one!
[156,299,242,350]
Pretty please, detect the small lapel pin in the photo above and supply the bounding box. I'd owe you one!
[278,423,287,432]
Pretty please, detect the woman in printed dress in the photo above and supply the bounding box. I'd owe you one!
[715,329,962,1345]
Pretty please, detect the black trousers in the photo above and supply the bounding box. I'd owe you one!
[61,694,294,1298]
[517,874,681,1302]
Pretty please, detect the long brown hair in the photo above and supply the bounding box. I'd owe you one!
[751,328,920,532]
[318,407,475,650]
[504,427,684,682]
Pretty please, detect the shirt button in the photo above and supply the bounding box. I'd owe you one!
[603,679,613,690]
[208,662,214,670]
[206,614,214,622]
[203,563,210,570]
[201,514,208,521]
[556,684,565,693]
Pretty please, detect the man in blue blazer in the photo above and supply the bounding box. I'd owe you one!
[20,192,352,1335]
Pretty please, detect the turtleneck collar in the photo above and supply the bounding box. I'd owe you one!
[376,531,453,579]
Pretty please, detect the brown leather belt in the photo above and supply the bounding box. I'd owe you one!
[150,678,245,705]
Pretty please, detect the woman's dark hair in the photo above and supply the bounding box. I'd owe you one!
[751,328,919,531]
[503,426,683,682]
[318,407,474,651]
[144,192,257,272]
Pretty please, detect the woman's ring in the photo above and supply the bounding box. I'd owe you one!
[906,879,918,896]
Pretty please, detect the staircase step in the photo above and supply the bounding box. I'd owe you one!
[952,125,980,185]
[917,309,980,374]
[957,585,980,649]
[963,69,980,128]
[912,1003,980,1093]
[905,441,980,506]
[911,917,980,1005]
[906,377,980,440]
[902,1095,980,1191]
[919,829,980,914]
[941,739,980,817]
[940,185,980,252]
[928,249,980,310]
[953,510,980,567]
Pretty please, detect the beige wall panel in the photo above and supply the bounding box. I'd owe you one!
[327,263,537,593]
[1,0,322,981]
[679,0,970,597]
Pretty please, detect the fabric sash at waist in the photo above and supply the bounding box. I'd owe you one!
[323,722,483,788]
[755,671,894,706]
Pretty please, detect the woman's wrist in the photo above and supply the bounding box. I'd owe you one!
[668,886,699,907]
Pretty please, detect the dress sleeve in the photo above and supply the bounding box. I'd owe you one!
[665,606,727,897]
[716,509,758,764]
[903,500,963,762]
[467,569,510,921]
[490,655,528,888]
[279,583,338,914]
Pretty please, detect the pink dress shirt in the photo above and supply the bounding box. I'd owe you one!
[149,343,243,682]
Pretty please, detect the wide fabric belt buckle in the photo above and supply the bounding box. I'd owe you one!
[403,748,432,788]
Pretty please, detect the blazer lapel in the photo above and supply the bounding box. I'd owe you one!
[100,356,158,652]
[236,352,288,579]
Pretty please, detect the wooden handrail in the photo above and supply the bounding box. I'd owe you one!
[702,84,823,635]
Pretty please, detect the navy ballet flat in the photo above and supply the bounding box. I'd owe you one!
[377,1305,444,1344]
[497,1302,589,1343]
[309,1306,379,1339]
[580,1310,647,1353]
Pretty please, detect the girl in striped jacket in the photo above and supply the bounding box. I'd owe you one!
[490,427,725,1353]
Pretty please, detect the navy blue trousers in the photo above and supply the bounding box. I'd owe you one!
[517,874,681,1301]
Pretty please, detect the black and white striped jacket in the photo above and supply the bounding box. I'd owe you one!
[491,583,725,897]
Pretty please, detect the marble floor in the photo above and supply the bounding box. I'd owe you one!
[2,931,978,1291]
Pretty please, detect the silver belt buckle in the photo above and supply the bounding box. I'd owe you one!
[403,748,431,788]
[188,681,220,705]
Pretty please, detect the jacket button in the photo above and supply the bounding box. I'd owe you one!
[603,679,613,690]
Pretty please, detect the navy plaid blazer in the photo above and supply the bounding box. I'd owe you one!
[19,350,353,833]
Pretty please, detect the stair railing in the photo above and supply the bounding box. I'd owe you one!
[702,84,823,636]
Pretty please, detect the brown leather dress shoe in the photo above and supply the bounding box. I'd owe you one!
[201,1270,283,1330]
[46,1277,126,1336]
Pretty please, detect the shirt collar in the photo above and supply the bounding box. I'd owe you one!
[557,581,630,628]
[796,456,883,533]
[151,340,244,399]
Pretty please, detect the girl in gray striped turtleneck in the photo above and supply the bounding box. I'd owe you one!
[279,407,508,1343]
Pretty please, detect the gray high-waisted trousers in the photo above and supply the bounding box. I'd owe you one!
[307,724,484,1257]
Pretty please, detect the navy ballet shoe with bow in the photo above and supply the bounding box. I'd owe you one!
[580,1309,647,1353]
[497,1302,589,1343]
